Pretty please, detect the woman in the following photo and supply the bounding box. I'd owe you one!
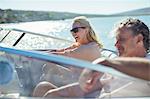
[51,16,102,61]
[32,16,104,97]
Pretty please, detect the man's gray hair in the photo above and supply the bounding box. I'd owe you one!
[117,18,150,52]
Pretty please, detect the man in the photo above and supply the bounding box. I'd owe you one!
[79,18,150,96]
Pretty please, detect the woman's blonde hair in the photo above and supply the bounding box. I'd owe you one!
[73,16,103,48]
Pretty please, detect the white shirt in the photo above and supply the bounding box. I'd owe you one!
[146,53,150,59]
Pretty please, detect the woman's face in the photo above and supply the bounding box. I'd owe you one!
[71,22,89,44]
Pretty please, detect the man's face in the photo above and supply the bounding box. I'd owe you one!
[115,28,139,57]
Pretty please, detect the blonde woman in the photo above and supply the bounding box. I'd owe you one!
[33,16,104,97]
[51,16,102,61]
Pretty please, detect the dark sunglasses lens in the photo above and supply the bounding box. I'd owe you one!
[71,28,78,33]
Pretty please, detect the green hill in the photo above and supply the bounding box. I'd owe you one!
[111,7,150,16]
[0,7,149,23]
[0,9,104,23]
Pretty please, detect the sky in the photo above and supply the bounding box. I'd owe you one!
[0,0,150,14]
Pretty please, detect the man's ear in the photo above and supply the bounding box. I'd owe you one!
[136,34,143,44]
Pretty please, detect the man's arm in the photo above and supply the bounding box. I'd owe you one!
[44,82,84,97]
[44,81,102,98]
[44,69,103,98]
[95,57,150,81]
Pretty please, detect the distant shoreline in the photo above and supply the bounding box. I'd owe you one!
[0,9,105,24]
[0,7,149,24]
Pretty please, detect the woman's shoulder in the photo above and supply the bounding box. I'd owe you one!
[86,41,97,45]
[81,42,101,49]
[63,42,101,61]
[77,42,101,54]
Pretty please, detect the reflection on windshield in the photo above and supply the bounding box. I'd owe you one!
[0,49,149,99]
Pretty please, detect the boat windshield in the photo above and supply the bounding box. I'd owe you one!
[0,46,149,99]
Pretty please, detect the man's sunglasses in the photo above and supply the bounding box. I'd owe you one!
[70,27,86,33]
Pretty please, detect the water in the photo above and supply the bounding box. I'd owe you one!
[0,16,150,98]
[0,16,150,51]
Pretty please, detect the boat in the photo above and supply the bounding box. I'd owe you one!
[0,27,149,99]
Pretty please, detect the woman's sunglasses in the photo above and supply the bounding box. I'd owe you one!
[70,27,86,33]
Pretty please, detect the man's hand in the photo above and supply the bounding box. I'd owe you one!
[79,69,103,93]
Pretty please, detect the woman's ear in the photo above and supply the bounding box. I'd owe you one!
[85,28,89,33]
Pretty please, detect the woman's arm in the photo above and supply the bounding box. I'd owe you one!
[50,42,80,53]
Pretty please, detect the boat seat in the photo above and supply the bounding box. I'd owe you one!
[0,60,13,85]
